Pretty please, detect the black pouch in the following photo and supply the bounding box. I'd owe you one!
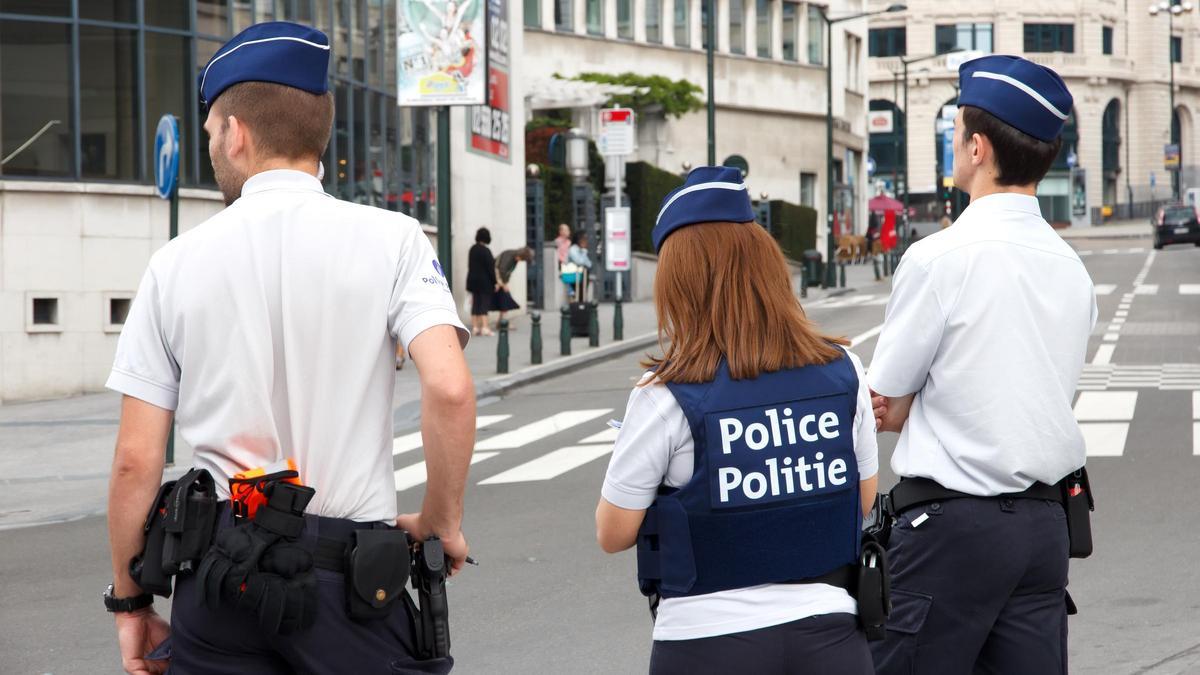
[1061,467,1094,559]
[345,529,411,621]
[856,540,891,641]
[130,479,179,597]
[162,469,218,575]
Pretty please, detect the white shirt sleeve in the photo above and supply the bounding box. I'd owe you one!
[601,374,689,510]
[389,221,470,350]
[847,350,879,480]
[868,257,946,398]
[106,265,180,410]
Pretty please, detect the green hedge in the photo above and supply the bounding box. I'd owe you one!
[626,161,685,253]
[769,200,818,261]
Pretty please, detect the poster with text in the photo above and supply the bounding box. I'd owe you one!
[468,0,510,161]
[397,0,487,106]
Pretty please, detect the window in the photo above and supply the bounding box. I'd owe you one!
[935,23,991,54]
[525,0,540,27]
[30,296,60,331]
[618,0,633,38]
[756,0,770,57]
[1023,23,1074,53]
[674,0,689,47]
[729,0,745,54]
[107,296,133,330]
[587,0,603,34]
[782,2,797,61]
[647,0,662,42]
[847,35,861,90]
[800,172,817,207]
[81,0,137,22]
[144,32,193,184]
[0,21,73,177]
[555,0,572,31]
[80,27,139,181]
[146,0,191,29]
[1102,26,1113,55]
[0,0,70,15]
[807,5,824,65]
[869,27,905,57]
[1172,35,1182,63]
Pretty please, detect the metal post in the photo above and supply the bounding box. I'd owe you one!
[1170,10,1178,200]
[892,69,900,197]
[588,302,600,347]
[496,319,509,374]
[873,254,881,281]
[560,305,571,356]
[530,312,543,364]
[706,0,716,165]
[824,10,836,288]
[902,59,910,255]
[839,262,846,288]
[437,106,452,290]
[613,284,624,340]
[166,178,178,466]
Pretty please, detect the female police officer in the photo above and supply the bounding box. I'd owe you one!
[595,167,879,674]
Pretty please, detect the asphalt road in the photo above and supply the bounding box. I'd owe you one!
[2,235,1198,674]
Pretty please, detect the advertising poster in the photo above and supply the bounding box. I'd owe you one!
[468,0,511,160]
[397,0,487,106]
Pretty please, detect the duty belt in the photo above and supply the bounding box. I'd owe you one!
[889,477,1060,515]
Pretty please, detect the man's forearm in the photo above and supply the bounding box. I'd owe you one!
[108,457,165,597]
[420,389,476,537]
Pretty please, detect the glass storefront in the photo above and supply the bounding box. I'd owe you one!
[0,0,436,222]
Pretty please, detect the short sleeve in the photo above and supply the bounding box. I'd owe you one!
[106,267,180,410]
[868,258,946,397]
[389,222,469,350]
[846,351,879,480]
[601,376,680,510]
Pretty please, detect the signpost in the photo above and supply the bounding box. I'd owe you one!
[153,114,179,465]
[600,107,635,340]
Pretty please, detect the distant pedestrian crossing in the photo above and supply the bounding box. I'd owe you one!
[1074,390,1200,458]
[805,283,1197,312]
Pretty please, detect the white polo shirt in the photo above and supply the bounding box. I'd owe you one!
[107,170,467,523]
[869,192,1096,496]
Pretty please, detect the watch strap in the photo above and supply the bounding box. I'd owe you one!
[104,584,154,613]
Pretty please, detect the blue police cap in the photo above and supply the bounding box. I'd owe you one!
[653,166,756,252]
[199,21,330,108]
[958,55,1073,143]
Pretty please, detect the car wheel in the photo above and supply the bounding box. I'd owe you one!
[1154,238,1164,250]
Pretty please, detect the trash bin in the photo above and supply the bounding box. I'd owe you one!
[802,249,823,287]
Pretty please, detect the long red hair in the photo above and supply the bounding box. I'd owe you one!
[644,221,847,384]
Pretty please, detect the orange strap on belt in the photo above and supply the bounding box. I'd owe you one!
[229,458,303,520]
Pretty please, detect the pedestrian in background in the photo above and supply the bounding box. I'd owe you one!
[870,55,1094,674]
[466,227,497,336]
[595,167,879,674]
[493,247,533,328]
[554,223,571,267]
[564,230,593,300]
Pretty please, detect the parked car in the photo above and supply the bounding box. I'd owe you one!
[1151,204,1200,249]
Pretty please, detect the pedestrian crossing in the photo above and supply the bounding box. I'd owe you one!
[1073,390,1200,458]
[803,283,1196,312]
[1077,364,1200,391]
[1075,247,1148,257]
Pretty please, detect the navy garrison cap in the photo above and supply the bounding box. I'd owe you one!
[653,166,756,252]
[199,21,330,108]
[958,55,1073,142]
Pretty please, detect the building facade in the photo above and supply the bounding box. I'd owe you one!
[520,0,871,247]
[0,0,525,402]
[866,0,1198,227]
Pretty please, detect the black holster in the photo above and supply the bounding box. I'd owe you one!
[408,537,451,660]
[1060,467,1094,559]
[344,529,411,621]
[856,540,891,641]
[130,468,218,598]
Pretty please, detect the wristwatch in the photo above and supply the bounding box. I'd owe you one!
[103,584,153,613]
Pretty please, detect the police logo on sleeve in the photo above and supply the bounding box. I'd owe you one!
[705,394,856,509]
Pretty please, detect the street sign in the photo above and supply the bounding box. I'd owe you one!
[946,50,985,71]
[604,206,631,272]
[867,110,893,134]
[1164,143,1181,171]
[598,107,635,156]
[153,114,179,200]
[1066,149,1077,168]
[866,157,876,176]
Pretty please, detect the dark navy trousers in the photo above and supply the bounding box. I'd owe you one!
[870,496,1071,675]
[165,509,452,675]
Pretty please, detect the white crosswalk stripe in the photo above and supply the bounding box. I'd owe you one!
[475,409,612,450]
[579,426,620,444]
[394,452,499,492]
[1193,392,1200,457]
[1181,284,1200,295]
[1075,391,1137,457]
[478,445,615,485]
[1093,284,1117,295]
[1077,364,1200,390]
[392,414,511,456]
[1134,284,1158,295]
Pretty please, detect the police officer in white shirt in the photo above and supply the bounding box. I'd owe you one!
[869,55,1096,674]
[103,22,474,675]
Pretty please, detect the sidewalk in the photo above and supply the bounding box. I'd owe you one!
[1058,219,1152,239]
[0,263,874,530]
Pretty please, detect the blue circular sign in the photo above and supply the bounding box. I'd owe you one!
[154,114,180,200]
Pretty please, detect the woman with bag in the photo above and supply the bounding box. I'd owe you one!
[562,230,592,301]
[466,227,497,336]
[594,167,879,674]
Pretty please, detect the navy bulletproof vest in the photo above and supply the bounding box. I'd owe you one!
[636,349,861,599]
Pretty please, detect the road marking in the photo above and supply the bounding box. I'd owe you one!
[1103,333,1119,342]
[394,452,499,491]
[1093,284,1117,296]
[1091,344,1115,365]
[1134,284,1159,295]
[1102,248,1119,255]
[475,409,612,450]
[393,414,511,456]
[1194,393,1200,456]
[1111,317,1126,325]
[849,324,885,348]
[579,426,620,444]
[1181,284,1200,295]
[478,445,615,485]
[1080,423,1129,457]
[1074,391,1137,421]
[1115,310,1128,317]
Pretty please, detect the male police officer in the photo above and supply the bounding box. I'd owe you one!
[103,22,474,674]
[869,55,1096,674]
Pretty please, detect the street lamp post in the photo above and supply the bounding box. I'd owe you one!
[1150,1,1193,200]
[820,3,906,288]
[707,0,717,165]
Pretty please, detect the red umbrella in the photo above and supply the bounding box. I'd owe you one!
[869,194,903,213]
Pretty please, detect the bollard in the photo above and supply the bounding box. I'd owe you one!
[800,270,808,298]
[839,262,846,288]
[613,296,624,341]
[882,252,890,277]
[588,302,600,348]
[560,305,571,356]
[530,311,543,365]
[496,319,510,374]
[873,255,881,281]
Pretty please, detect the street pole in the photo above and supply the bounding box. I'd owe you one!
[706,0,716,165]
[902,58,910,256]
[166,176,178,466]
[437,106,452,290]
[824,9,836,288]
[1170,10,1178,200]
[891,69,900,196]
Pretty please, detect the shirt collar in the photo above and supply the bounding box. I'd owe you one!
[240,169,327,198]
[962,192,1042,218]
